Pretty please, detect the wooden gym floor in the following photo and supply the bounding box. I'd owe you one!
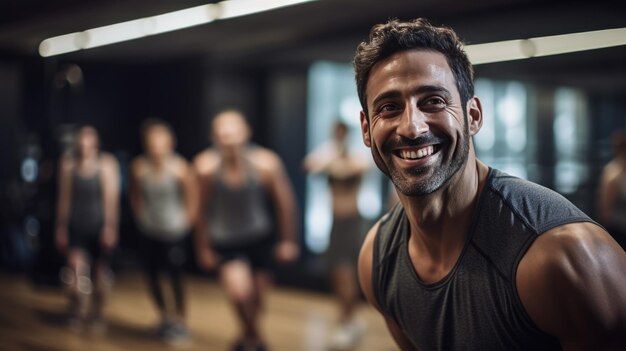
[0,270,396,351]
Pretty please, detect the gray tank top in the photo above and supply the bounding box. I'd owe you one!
[137,156,189,240]
[69,160,104,234]
[373,168,598,351]
[207,156,273,247]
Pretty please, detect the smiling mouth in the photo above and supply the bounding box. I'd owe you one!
[394,145,439,160]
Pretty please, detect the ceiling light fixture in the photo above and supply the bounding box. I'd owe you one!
[466,27,626,65]
[39,0,317,57]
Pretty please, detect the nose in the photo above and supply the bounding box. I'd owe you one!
[396,104,429,139]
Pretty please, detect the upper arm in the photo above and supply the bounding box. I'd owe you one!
[517,222,626,350]
[597,167,618,223]
[358,221,380,309]
[101,154,120,196]
[302,142,334,174]
[358,220,419,351]
[56,155,73,220]
[258,150,296,209]
[99,154,120,225]
[174,156,199,221]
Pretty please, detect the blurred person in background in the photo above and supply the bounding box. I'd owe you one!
[55,125,120,331]
[129,119,198,345]
[598,130,626,251]
[193,109,299,351]
[355,18,626,350]
[303,121,369,350]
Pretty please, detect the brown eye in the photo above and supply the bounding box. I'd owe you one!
[421,97,446,111]
[379,103,400,113]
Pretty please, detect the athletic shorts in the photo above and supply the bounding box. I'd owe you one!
[214,236,275,272]
[139,233,187,269]
[325,215,365,269]
[68,225,110,262]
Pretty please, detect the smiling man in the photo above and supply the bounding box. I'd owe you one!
[354,19,626,351]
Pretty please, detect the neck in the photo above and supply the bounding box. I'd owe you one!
[222,148,246,169]
[398,156,488,264]
[148,153,168,169]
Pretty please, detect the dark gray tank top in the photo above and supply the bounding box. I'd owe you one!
[373,168,597,351]
[207,155,273,247]
[69,161,104,234]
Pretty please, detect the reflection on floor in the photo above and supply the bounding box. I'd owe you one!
[0,270,397,351]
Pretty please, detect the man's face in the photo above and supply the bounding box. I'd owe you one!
[145,126,173,158]
[212,111,250,153]
[360,50,472,196]
[76,126,99,157]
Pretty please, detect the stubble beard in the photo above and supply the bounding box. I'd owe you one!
[370,119,470,197]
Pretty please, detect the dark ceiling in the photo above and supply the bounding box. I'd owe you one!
[1,0,625,93]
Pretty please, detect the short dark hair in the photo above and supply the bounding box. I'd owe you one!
[353,18,474,118]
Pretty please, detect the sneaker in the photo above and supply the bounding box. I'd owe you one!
[230,340,267,351]
[67,315,84,333]
[329,318,366,350]
[163,322,191,346]
[151,321,171,338]
[87,315,107,334]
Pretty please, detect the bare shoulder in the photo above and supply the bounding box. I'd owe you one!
[517,222,626,345]
[358,219,383,309]
[130,155,145,176]
[100,152,119,168]
[59,153,75,171]
[249,146,283,172]
[99,153,120,180]
[170,154,191,176]
[193,149,220,177]
[519,222,625,280]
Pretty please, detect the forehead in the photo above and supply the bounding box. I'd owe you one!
[78,127,97,139]
[366,49,458,104]
[213,112,247,130]
[146,124,170,136]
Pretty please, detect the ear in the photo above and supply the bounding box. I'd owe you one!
[467,96,483,136]
[360,111,372,148]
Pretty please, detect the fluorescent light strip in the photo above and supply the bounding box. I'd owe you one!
[219,0,315,19]
[39,0,317,57]
[466,27,626,65]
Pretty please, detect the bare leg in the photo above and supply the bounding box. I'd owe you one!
[329,264,365,350]
[220,260,264,346]
[91,259,112,320]
[331,264,358,323]
[64,248,92,328]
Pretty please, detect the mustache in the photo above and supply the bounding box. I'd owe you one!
[381,133,446,153]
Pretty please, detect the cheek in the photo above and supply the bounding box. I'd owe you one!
[370,118,391,146]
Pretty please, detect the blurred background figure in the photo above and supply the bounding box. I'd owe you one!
[129,119,198,345]
[193,109,300,351]
[598,130,626,251]
[303,121,369,350]
[54,125,120,332]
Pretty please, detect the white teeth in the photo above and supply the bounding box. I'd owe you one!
[400,146,434,160]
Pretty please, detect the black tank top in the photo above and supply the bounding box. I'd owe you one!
[373,168,596,351]
[69,161,104,234]
[207,155,273,248]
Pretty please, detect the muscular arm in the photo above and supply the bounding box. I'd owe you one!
[128,158,143,219]
[517,222,626,350]
[302,142,336,174]
[598,166,618,224]
[176,157,199,225]
[100,154,120,248]
[359,221,419,351]
[55,155,73,250]
[264,152,298,244]
[192,151,218,269]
